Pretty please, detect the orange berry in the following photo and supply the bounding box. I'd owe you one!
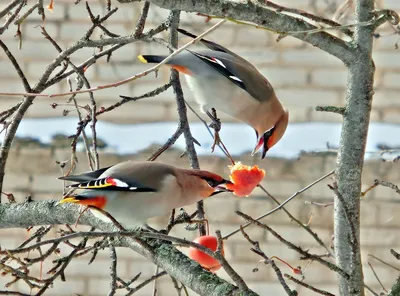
[226,162,265,197]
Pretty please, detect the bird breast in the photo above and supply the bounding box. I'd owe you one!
[184,74,259,120]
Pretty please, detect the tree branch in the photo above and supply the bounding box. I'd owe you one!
[118,0,356,64]
[168,10,207,236]
[334,1,375,295]
[284,274,335,296]
[236,211,349,280]
[0,200,258,296]
[389,277,400,296]
[0,12,172,195]
[0,0,21,19]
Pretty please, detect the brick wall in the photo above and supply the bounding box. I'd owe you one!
[0,0,399,124]
[1,0,400,295]
[1,147,400,295]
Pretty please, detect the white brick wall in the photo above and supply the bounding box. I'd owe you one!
[0,148,400,295]
[1,0,399,124]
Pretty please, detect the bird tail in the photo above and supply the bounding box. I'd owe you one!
[58,195,107,209]
[138,55,166,64]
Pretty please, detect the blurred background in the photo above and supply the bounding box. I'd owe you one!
[0,0,400,295]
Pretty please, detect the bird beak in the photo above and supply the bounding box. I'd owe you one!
[208,178,233,196]
[252,126,275,159]
[216,178,233,191]
[251,137,264,156]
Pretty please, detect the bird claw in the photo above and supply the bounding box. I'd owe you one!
[208,118,221,132]
[211,131,221,153]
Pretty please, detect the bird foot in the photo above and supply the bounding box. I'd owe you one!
[206,109,221,132]
[211,131,221,153]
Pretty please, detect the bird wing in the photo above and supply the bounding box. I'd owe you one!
[188,50,274,103]
[59,166,112,182]
[65,176,156,192]
[60,161,176,193]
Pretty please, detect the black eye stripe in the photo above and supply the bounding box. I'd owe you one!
[264,125,276,137]
[200,177,218,187]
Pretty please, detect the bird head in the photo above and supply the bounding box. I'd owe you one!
[252,108,289,159]
[187,170,233,197]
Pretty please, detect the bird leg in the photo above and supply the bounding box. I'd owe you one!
[206,108,222,153]
[205,109,236,164]
[206,108,221,132]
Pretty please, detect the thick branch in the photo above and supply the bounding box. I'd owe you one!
[119,0,355,64]
[0,200,258,296]
[389,277,400,296]
[334,1,374,295]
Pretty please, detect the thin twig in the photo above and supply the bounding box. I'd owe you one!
[14,3,39,25]
[0,0,21,19]
[134,1,150,37]
[261,0,354,36]
[236,211,349,280]
[148,126,183,161]
[316,105,346,115]
[107,245,118,296]
[367,261,387,293]
[0,40,31,92]
[101,83,171,114]
[223,169,335,240]
[0,102,22,124]
[258,184,333,256]
[0,20,227,99]
[374,180,400,195]
[125,271,167,296]
[391,249,400,260]
[240,226,296,295]
[213,230,251,293]
[0,0,25,35]
[284,274,335,296]
[368,254,400,272]
[152,265,159,296]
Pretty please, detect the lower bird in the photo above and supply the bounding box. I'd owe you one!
[59,161,231,227]
[138,28,289,159]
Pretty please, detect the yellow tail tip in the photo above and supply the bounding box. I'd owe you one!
[58,197,79,204]
[137,55,148,63]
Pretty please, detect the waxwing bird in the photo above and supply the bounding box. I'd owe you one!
[59,161,232,227]
[138,28,289,159]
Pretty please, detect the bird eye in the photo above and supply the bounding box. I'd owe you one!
[206,179,218,187]
[264,125,275,138]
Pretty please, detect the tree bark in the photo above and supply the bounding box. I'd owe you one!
[334,1,375,295]
[389,277,400,296]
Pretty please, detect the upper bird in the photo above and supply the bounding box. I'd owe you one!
[138,29,289,159]
[59,161,231,227]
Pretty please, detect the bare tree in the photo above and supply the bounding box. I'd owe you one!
[0,0,399,295]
